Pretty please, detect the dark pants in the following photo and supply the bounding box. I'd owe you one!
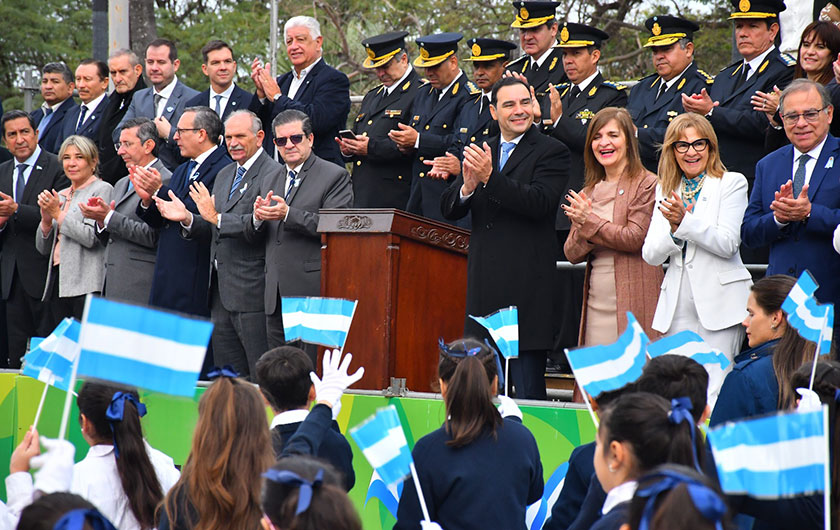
[266,307,319,367]
[5,270,50,368]
[210,285,268,381]
[43,266,86,329]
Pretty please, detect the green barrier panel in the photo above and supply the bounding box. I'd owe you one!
[1,374,595,529]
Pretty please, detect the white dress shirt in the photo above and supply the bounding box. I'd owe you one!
[12,146,41,203]
[210,82,236,117]
[77,92,107,130]
[530,43,558,68]
[602,480,638,515]
[288,57,322,100]
[385,66,414,96]
[774,134,828,227]
[153,76,179,117]
[459,131,526,201]
[744,46,776,82]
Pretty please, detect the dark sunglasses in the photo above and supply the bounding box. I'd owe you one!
[273,134,306,147]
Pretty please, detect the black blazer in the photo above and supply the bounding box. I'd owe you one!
[271,421,355,491]
[30,97,78,154]
[97,77,147,185]
[60,95,110,144]
[184,83,254,123]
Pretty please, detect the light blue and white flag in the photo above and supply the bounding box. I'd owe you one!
[470,306,519,359]
[647,330,731,407]
[281,297,358,349]
[782,271,833,353]
[526,462,569,530]
[350,405,414,487]
[708,407,828,498]
[77,297,213,397]
[22,318,80,392]
[565,312,649,398]
[364,469,404,519]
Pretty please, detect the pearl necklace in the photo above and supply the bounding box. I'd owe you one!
[680,172,706,206]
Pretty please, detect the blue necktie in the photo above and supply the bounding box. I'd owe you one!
[499,141,516,171]
[793,154,810,198]
[285,170,297,201]
[76,105,88,133]
[185,160,198,188]
[15,164,27,203]
[37,108,53,140]
[229,165,246,200]
[214,95,223,117]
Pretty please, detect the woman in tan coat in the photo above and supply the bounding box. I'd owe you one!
[564,107,663,345]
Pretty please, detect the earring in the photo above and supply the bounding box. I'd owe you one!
[608,463,616,473]
[770,323,778,330]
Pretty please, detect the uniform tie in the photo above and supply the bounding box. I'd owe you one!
[229,165,246,200]
[793,154,810,198]
[734,63,750,90]
[569,85,581,100]
[656,80,667,101]
[499,141,516,170]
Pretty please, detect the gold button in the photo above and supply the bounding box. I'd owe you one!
[356,161,361,166]
[643,124,648,128]
[362,132,368,137]
[398,175,402,180]
[368,120,373,125]
[419,157,424,161]
[470,136,476,142]
[425,125,430,130]
[419,172,425,178]
[442,124,447,129]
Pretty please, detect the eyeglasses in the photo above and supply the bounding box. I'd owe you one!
[673,138,709,154]
[113,140,136,150]
[174,127,201,136]
[273,134,306,147]
[780,107,829,125]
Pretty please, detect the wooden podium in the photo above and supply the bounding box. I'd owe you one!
[318,209,470,392]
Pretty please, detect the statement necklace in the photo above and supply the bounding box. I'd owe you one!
[680,172,706,206]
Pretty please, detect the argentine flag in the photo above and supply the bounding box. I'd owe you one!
[470,306,519,359]
[565,312,649,398]
[782,271,833,353]
[708,407,828,498]
[282,297,358,349]
[22,318,80,392]
[350,405,414,487]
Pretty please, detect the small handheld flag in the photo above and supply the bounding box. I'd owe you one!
[781,271,833,353]
[22,318,80,392]
[281,297,358,349]
[469,306,519,359]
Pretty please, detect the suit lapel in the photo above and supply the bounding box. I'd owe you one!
[286,155,315,205]
[807,135,840,198]
[21,151,51,204]
[293,61,324,101]
[500,127,536,177]
[162,84,182,122]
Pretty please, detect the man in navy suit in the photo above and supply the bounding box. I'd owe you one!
[133,106,232,318]
[185,40,255,124]
[61,59,110,146]
[742,79,840,342]
[30,63,78,154]
[251,16,350,167]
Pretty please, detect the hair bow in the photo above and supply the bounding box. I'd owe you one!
[53,508,119,530]
[438,338,481,357]
[667,397,700,472]
[636,470,726,530]
[104,392,146,459]
[262,468,324,516]
[207,365,240,380]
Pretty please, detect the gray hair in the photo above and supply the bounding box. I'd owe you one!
[225,110,262,135]
[676,37,692,50]
[184,106,223,144]
[272,109,312,136]
[58,135,100,175]
[284,16,321,41]
[121,117,160,154]
[779,78,832,115]
[42,62,74,84]
[108,48,141,67]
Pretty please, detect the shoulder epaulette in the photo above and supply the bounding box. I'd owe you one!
[418,79,431,89]
[466,80,480,95]
[507,55,528,66]
[602,80,627,91]
[780,52,797,67]
[697,69,714,84]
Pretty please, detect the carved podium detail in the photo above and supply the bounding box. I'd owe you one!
[337,214,373,231]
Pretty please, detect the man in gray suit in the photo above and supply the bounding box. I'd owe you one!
[79,117,171,305]
[245,109,353,356]
[158,110,279,379]
[114,39,199,171]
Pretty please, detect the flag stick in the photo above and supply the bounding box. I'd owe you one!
[505,357,510,397]
[823,403,830,530]
[808,309,828,391]
[31,380,50,430]
[564,347,599,428]
[58,295,91,440]
[409,461,431,522]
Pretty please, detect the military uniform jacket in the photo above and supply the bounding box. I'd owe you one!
[551,72,628,229]
[448,93,499,159]
[628,62,713,172]
[508,48,569,125]
[405,71,476,223]
[350,68,420,209]
[708,48,794,184]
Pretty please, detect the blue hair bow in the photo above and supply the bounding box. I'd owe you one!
[53,508,118,530]
[207,365,240,380]
[104,392,146,459]
[262,468,324,516]
[437,338,505,392]
[636,469,726,530]
[667,397,700,472]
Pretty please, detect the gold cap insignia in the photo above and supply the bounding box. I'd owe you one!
[420,46,429,59]
[520,6,529,19]
[472,43,481,57]
[739,0,750,12]
[652,22,661,36]
[560,25,570,43]
[366,47,375,60]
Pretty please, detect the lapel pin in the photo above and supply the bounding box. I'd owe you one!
[231,101,237,106]
[240,182,248,194]
[166,106,174,113]
[36,165,42,170]
[618,189,625,195]
[826,156,834,169]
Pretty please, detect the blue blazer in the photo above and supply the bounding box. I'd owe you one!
[60,95,110,143]
[254,59,350,167]
[137,146,232,316]
[545,442,596,530]
[184,84,255,122]
[741,135,840,310]
[30,97,78,154]
[710,339,779,427]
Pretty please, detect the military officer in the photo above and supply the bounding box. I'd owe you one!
[339,31,419,208]
[627,16,714,172]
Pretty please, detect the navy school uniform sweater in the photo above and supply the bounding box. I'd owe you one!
[271,417,355,491]
[545,441,596,530]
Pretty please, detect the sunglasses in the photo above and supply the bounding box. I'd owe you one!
[273,134,306,147]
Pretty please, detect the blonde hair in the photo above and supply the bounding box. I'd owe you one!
[656,113,726,196]
[58,135,99,176]
[583,107,646,189]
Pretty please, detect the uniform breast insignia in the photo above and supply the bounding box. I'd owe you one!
[588,86,598,97]
[650,76,661,88]
[667,110,679,121]
[460,127,469,133]
[549,57,558,71]
[521,60,528,73]
[385,110,402,118]
[483,129,489,135]
[677,78,686,90]
[355,113,365,122]
[452,82,460,95]
[758,60,769,74]
[575,109,595,124]
[402,80,412,91]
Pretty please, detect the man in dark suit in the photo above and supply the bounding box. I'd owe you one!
[337,31,419,209]
[97,49,147,185]
[0,110,68,367]
[30,63,78,154]
[392,33,477,225]
[79,117,170,306]
[133,106,232,317]
[115,39,200,171]
[251,16,350,167]
[165,110,279,380]
[628,16,713,172]
[61,59,110,145]
[244,109,353,357]
[185,40,255,124]
[682,0,794,187]
[742,79,840,341]
[441,77,569,400]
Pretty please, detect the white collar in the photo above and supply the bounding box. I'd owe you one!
[270,408,310,429]
[192,144,218,167]
[79,92,106,114]
[211,82,236,100]
[575,69,600,93]
[500,130,527,145]
[43,98,71,112]
[663,62,694,90]
[386,66,414,95]
[794,134,828,163]
[141,157,159,170]
[294,57,322,80]
[744,45,775,76]
[532,43,558,67]
[439,71,463,98]
[17,145,42,167]
[86,444,116,457]
[154,76,179,98]
[602,480,637,515]
[238,147,264,172]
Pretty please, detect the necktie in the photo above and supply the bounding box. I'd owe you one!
[15,164,27,203]
[793,154,810,198]
[185,160,198,183]
[499,141,516,171]
[569,86,581,101]
[481,95,491,114]
[214,95,223,117]
[37,108,53,140]
[734,63,750,90]
[656,80,667,101]
[285,170,297,200]
[531,60,539,72]
[229,165,246,200]
[76,105,88,133]
[153,93,163,117]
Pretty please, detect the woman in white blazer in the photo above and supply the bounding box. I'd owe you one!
[642,114,752,403]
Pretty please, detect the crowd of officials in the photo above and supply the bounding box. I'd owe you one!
[3,0,840,527]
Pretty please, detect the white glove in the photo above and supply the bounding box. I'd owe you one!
[497,395,523,420]
[310,349,364,410]
[421,521,444,530]
[30,437,75,494]
[796,387,823,412]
